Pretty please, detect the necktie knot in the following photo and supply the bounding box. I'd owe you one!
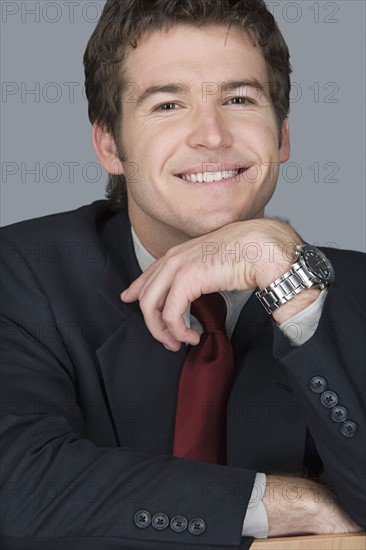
[190,293,226,333]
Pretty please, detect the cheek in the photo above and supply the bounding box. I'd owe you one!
[236,113,279,148]
[123,119,176,165]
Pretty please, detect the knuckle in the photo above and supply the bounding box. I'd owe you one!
[161,309,175,324]
[138,294,148,309]
[165,255,181,271]
[164,247,176,258]
[166,242,184,256]
[161,310,172,323]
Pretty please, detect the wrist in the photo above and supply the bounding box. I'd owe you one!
[263,475,322,537]
[272,287,321,324]
[248,220,303,290]
[255,241,335,318]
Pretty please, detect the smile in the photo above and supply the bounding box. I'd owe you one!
[177,167,248,183]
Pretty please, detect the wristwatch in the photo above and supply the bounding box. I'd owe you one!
[256,244,335,314]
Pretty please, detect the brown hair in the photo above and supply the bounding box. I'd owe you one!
[83,0,292,210]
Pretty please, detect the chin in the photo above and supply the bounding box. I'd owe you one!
[185,213,242,237]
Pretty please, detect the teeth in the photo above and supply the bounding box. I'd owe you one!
[180,170,240,183]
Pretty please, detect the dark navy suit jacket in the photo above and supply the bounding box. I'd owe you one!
[1,201,365,549]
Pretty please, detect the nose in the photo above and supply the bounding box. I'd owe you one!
[186,106,233,150]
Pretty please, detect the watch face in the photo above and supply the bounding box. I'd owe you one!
[302,246,335,283]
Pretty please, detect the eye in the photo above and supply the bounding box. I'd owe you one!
[225,96,255,106]
[154,102,181,111]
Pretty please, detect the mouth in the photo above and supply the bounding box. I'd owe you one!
[175,167,248,183]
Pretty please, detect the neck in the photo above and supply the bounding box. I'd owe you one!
[128,206,191,259]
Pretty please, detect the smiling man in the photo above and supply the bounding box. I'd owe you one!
[94,25,289,252]
[0,1,365,549]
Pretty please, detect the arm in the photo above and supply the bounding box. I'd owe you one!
[121,221,366,532]
[263,474,363,537]
[0,236,255,550]
[244,286,365,538]
[270,249,366,528]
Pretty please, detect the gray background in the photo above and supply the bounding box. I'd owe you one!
[1,0,365,251]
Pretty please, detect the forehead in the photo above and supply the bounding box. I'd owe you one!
[122,24,268,89]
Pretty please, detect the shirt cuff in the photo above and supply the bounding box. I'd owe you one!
[277,288,328,347]
[242,472,268,538]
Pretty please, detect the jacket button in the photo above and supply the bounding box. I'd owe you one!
[152,513,169,530]
[188,518,206,535]
[320,390,338,408]
[170,515,188,533]
[309,376,327,393]
[134,510,151,529]
[330,405,348,423]
[340,420,357,438]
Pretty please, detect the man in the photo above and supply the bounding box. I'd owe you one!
[0,1,365,549]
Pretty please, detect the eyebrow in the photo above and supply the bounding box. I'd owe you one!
[221,79,267,97]
[134,78,268,108]
[135,83,191,107]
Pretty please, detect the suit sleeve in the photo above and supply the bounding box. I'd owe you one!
[273,249,366,527]
[0,236,255,550]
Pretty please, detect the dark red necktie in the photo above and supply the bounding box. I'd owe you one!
[173,293,234,464]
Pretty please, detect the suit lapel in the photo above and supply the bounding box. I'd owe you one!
[95,210,188,454]
[96,312,187,454]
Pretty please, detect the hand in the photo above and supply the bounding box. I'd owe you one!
[121,219,301,350]
[264,475,363,537]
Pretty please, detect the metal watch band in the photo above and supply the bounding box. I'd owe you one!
[255,260,322,314]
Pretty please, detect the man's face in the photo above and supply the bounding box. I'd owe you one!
[114,25,290,249]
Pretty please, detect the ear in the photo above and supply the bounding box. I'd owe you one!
[92,124,124,176]
[279,118,290,163]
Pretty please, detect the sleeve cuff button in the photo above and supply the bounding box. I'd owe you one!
[134,510,151,528]
[310,376,327,393]
[320,390,338,408]
[170,515,188,533]
[152,513,169,530]
[340,420,357,438]
[330,405,348,423]
[188,518,206,535]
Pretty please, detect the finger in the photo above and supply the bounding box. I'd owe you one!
[136,262,201,347]
[143,304,199,351]
[144,306,183,351]
[120,259,161,302]
[160,283,201,345]
[121,263,188,350]
[122,257,172,305]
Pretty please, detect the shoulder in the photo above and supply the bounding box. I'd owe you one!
[0,201,133,312]
[0,201,132,283]
[0,200,115,245]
